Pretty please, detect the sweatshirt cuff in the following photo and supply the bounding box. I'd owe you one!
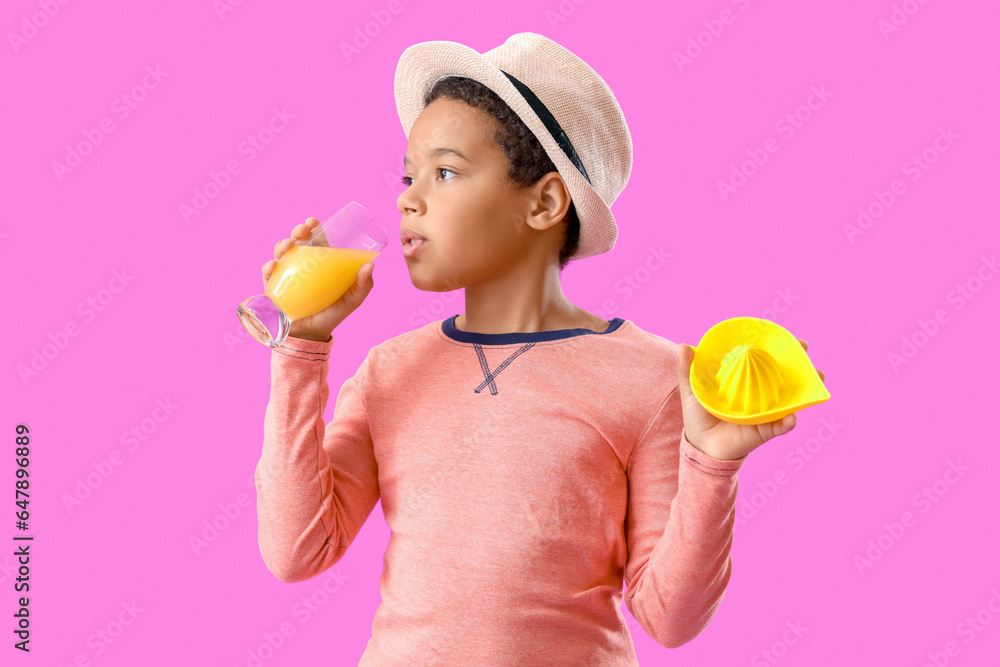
[271,334,334,362]
[680,428,746,477]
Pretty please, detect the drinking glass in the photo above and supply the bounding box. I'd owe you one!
[237,201,388,348]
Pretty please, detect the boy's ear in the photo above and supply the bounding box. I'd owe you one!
[525,172,572,232]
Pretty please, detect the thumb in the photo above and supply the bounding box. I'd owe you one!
[343,262,374,311]
[360,261,374,285]
[676,343,696,398]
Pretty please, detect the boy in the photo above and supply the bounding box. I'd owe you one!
[255,32,820,665]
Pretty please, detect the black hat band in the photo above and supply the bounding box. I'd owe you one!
[500,69,592,186]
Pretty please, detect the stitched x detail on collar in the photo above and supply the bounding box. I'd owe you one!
[472,343,536,395]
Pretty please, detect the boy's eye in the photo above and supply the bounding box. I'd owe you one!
[401,167,456,187]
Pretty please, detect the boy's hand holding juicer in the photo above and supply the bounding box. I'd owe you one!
[677,317,830,461]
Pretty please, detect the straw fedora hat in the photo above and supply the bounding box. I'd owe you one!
[393,32,633,262]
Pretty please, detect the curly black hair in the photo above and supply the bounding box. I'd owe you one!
[423,76,580,271]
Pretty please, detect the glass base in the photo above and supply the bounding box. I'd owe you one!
[237,294,290,348]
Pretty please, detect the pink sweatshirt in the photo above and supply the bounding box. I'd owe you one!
[255,315,747,665]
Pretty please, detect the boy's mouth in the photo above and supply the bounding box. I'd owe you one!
[402,238,427,258]
[400,227,428,244]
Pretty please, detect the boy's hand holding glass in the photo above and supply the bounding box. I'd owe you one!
[237,201,387,347]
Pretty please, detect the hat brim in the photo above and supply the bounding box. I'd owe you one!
[393,39,618,262]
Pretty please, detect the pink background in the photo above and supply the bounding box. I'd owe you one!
[4,1,999,665]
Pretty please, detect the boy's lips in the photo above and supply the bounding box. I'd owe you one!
[400,226,428,259]
[399,227,427,244]
[402,238,427,259]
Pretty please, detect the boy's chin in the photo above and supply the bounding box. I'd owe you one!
[406,269,464,293]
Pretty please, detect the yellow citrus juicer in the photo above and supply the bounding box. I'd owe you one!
[689,317,830,425]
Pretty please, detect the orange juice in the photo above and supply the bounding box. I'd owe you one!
[265,245,379,321]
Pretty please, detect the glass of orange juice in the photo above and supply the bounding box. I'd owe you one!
[236,201,388,348]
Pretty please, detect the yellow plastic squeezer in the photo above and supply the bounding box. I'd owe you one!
[689,317,830,425]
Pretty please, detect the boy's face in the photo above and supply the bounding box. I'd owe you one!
[397,97,548,292]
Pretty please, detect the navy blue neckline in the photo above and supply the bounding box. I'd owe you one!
[441,314,626,345]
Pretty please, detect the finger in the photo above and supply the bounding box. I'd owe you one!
[291,217,318,240]
[798,338,808,351]
[295,217,331,247]
[274,237,295,261]
[776,412,796,436]
[818,369,825,382]
[262,259,276,286]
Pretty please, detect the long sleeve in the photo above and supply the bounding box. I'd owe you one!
[623,384,747,649]
[255,335,380,583]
